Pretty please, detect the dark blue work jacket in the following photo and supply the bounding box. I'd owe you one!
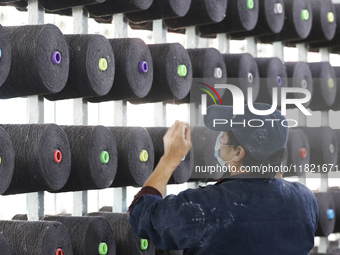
[129,175,318,255]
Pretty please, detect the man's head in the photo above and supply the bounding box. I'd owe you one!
[205,103,288,177]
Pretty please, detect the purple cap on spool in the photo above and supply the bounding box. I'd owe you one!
[52,51,61,65]
[276,76,282,86]
[138,61,148,73]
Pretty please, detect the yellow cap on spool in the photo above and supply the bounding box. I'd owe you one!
[328,78,335,89]
[139,150,148,162]
[99,58,108,71]
[328,12,335,23]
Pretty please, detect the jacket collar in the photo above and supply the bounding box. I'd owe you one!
[215,173,272,186]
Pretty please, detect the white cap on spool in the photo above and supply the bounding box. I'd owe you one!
[248,73,254,84]
[330,144,335,154]
[301,79,308,89]
[214,68,223,79]
[274,3,283,14]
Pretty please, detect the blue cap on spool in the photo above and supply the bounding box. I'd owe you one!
[327,209,334,220]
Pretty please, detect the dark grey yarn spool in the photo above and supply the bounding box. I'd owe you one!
[290,0,336,44]
[197,0,259,35]
[285,62,313,109]
[301,127,338,173]
[1,124,71,195]
[0,127,14,195]
[283,128,310,178]
[128,21,153,31]
[331,67,340,111]
[0,25,11,88]
[329,188,340,233]
[45,34,115,101]
[0,220,73,255]
[43,216,116,255]
[99,206,113,212]
[55,125,118,192]
[0,233,10,255]
[222,53,260,104]
[0,24,69,98]
[156,249,183,255]
[12,214,28,220]
[176,48,227,104]
[314,192,336,237]
[129,43,192,104]
[87,38,153,102]
[45,8,73,17]
[125,0,191,23]
[85,0,153,17]
[258,0,312,43]
[108,127,154,187]
[38,0,105,11]
[310,4,340,49]
[190,127,224,181]
[254,57,287,106]
[92,14,113,24]
[308,62,337,111]
[146,127,191,184]
[0,0,27,9]
[86,212,156,255]
[163,0,228,29]
[230,0,285,39]
[334,130,340,166]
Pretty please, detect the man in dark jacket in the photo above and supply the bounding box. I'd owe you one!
[129,103,318,255]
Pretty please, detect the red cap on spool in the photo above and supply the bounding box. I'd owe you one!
[53,150,62,163]
[299,148,307,159]
[56,248,63,255]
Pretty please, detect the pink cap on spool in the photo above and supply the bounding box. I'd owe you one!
[299,148,307,159]
[55,248,63,255]
[53,150,62,163]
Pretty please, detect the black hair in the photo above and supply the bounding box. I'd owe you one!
[227,131,286,178]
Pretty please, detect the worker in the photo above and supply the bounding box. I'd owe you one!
[128,103,318,255]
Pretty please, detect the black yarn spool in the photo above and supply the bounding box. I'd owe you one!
[38,0,105,12]
[335,130,340,165]
[45,8,73,17]
[285,62,313,109]
[314,192,336,237]
[176,48,227,104]
[156,250,183,255]
[190,127,224,181]
[125,0,191,23]
[283,128,310,178]
[99,206,113,212]
[129,43,192,104]
[86,212,156,255]
[310,4,340,49]
[12,214,28,220]
[230,0,285,39]
[290,0,336,45]
[43,216,115,255]
[0,24,69,98]
[55,126,118,192]
[1,124,71,195]
[0,25,11,88]
[331,67,340,111]
[258,0,312,43]
[301,127,338,173]
[87,38,153,102]
[108,127,154,187]
[128,21,153,31]
[45,34,115,101]
[329,188,340,233]
[0,233,10,255]
[146,127,191,184]
[254,57,287,106]
[197,0,259,35]
[92,15,113,24]
[85,0,153,17]
[0,127,14,195]
[221,53,260,104]
[308,62,337,111]
[0,220,73,255]
[163,0,228,29]
[0,0,27,9]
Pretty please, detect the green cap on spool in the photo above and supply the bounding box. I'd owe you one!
[301,9,309,21]
[247,0,254,10]
[328,78,335,89]
[98,242,108,255]
[140,239,148,250]
[139,150,148,162]
[100,151,109,164]
[177,65,187,77]
[328,12,335,23]
[99,58,108,71]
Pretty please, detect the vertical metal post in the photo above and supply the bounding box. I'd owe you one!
[112,13,128,213]
[72,6,89,216]
[247,37,257,57]
[272,42,284,60]
[26,0,45,221]
[318,47,330,253]
[217,34,230,54]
